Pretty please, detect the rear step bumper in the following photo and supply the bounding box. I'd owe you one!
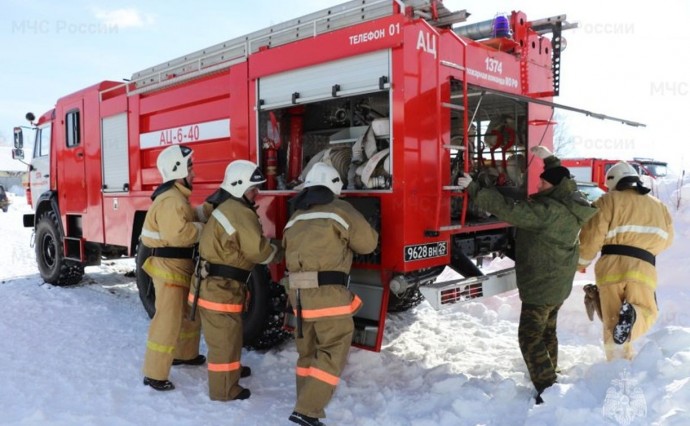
[419,268,516,309]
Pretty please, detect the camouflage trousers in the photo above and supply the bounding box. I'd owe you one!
[518,303,562,393]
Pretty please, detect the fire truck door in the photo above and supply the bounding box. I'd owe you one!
[30,124,51,208]
[59,99,87,213]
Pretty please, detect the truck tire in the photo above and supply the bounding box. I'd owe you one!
[242,266,269,345]
[243,266,291,349]
[35,211,84,285]
[135,243,156,319]
[242,266,289,349]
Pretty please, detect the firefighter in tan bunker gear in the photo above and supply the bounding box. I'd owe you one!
[141,145,208,391]
[578,161,674,360]
[191,160,282,401]
[284,163,378,426]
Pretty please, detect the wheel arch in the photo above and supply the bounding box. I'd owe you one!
[34,191,63,234]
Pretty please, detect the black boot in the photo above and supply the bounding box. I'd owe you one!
[240,366,251,378]
[613,302,636,344]
[289,411,325,426]
[143,377,175,391]
[172,354,206,366]
[233,388,251,400]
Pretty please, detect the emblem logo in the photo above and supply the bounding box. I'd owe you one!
[602,369,647,425]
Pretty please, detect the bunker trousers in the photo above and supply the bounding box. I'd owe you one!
[142,277,201,380]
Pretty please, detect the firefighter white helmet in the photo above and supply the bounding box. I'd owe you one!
[304,162,343,195]
[157,145,193,183]
[605,161,639,190]
[221,160,266,198]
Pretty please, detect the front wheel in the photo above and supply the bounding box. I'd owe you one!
[35,211,84,285]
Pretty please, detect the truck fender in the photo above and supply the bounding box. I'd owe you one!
[32,191,63,235]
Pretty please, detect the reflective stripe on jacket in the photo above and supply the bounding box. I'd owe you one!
[283,198,378,320]
[141,183,201,286]
[194,197,275,311]
[578,189,674,289]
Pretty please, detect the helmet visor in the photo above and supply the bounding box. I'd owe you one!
[249,167,266,184]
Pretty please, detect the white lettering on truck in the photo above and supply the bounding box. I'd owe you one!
[416,30,437,59]
[349,28,387,45]
[139,119,231,149]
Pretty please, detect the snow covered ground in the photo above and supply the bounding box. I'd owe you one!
[1,177,689,426]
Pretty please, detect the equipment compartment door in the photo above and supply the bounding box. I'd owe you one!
[258,50,390,109]
[101,113,130,193]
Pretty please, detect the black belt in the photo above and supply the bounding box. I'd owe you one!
[601,244,655,266]
[206,262,252,283]
[318,271,349,286]
[150,246,195,259]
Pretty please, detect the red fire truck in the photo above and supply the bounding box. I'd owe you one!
[560,158,619,191]
[11,0,643,351]
[561,157,667,191]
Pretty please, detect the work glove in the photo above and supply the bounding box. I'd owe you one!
[457,173,473,190]
[530,146,553,159]
[583,284,602,322]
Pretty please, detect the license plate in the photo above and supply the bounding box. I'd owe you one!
[404,242,448,262]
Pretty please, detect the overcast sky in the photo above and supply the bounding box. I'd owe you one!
[2,0,689,170]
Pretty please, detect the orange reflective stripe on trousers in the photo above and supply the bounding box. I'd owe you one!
[187,293,243,313]
[296,366,340,386]
[294,295,362,320]
[208,361,241,372]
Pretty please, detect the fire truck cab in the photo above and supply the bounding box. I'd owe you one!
[13,0,640,351]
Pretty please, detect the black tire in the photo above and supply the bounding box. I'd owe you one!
[242,266,270,344]
[135,242,156,318]
[243,266,291,350]
[35,211,84,285]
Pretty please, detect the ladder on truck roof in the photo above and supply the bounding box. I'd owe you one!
[124,0,468,96]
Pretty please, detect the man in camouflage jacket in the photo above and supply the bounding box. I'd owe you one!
[458,146,597,404]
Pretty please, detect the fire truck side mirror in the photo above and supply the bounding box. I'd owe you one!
[12,148,25,160]
[13,127,23,149]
